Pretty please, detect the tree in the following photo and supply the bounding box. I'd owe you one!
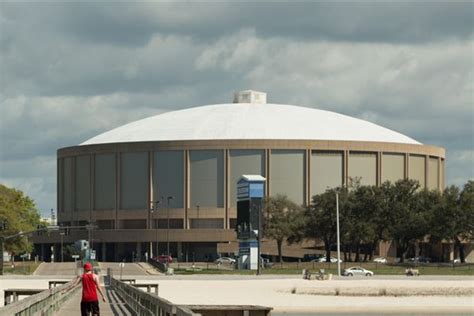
[431,181,474,263]
[263,195,303,262]
[387,179,429,263]
[303,187,350,262]
[0,184,41,255]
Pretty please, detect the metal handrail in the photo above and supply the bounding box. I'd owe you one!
[109,277,190,316]
[0,279,79,316]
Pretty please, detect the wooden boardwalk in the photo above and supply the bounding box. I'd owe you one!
[54,287,133,316]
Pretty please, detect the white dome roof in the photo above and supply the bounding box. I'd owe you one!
[81,102,420,145]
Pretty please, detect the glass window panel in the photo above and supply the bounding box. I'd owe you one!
[382,153,405,184]
[63,157,73,212]
[121,152,148,209]
[190,150,224,208]
[428,157,439,190]
[75,155,91,211]
[348,152,377,186]
[270,150,305,204]
[154,151,184,208]
[311,151,343,196]
[189,219,224,229]
[409,155,426,188]
[229,150,264,207]
[94,154,116,210]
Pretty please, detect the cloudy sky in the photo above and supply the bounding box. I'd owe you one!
[0,2,472,217]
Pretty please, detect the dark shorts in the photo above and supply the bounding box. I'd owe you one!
[81,301,100,316]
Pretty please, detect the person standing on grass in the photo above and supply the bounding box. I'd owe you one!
[69,262,107,316]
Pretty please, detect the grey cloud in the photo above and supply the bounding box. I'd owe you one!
[0,2,473,216]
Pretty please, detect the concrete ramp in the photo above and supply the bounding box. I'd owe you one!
[34,262,78,276]
[98,262,149,276]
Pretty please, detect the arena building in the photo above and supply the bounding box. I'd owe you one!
[36,90,445,262]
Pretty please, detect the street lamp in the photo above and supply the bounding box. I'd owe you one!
[336,191,341,277]
[166,196,174,257]
[150,200,160,259]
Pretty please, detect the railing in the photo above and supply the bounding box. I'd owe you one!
[108,276,273,316]
[109,277,180,316]
[148,258,168,273]
[0,279,79,316]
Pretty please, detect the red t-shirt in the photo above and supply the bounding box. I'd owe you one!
[81,273,99,302]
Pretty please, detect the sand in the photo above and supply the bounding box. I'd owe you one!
[0,276,473,313]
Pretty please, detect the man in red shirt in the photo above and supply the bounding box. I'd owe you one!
[71,262,106,316]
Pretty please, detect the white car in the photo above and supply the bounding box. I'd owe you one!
[343,266,374,277]
[318,256,343,263]
[215,257,236,264]
[373,257,387,263]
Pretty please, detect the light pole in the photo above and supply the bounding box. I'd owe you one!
[166,196,174,257]
[336,191,341,277]
[149,200,160,259]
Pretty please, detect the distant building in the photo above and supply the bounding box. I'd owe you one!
[34,90,446,262]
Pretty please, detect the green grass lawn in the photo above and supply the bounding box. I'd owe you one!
[3,261,41,275]
[173,262,474,276]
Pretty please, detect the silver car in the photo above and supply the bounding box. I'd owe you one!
[215,257,236,264]
[342,266,374,277]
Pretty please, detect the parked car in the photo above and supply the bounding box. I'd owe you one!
[373,257,387,263]
[303,254,322,262]
[317,256,343,263]
[343,266,374,277]
[409,256,431,263]
[157,255,173,264]
[260,257,273,268]
[215,257,236,264]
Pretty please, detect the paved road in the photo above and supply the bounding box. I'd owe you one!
[99,262,149,276]
[54,287,132,316]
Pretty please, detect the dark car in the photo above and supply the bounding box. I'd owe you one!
[409,256,430,263]
[157,255,173,263]
[303,254,322,262]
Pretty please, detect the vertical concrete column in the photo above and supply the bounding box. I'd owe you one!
[425,154,429,190]
[438,157,442,192]
[377,152,382,186]
[148,151,154,230]
[265,149,271,197]
[184,150,190,229]
[343,150,349,187]
[101,242,106,262]
[405,153,409,180]
[90,154,94,223]
[225,149,229,229]
[306,149,311,206]
[57,158,61,220]
[115,153,120,230]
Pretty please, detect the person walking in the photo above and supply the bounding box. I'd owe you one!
[70,262,107,316]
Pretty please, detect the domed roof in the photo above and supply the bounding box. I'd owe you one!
[81,92,420,146]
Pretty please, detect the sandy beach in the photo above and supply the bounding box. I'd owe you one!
[0,275,473,314]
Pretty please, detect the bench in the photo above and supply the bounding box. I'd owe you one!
[132,283,159,295]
